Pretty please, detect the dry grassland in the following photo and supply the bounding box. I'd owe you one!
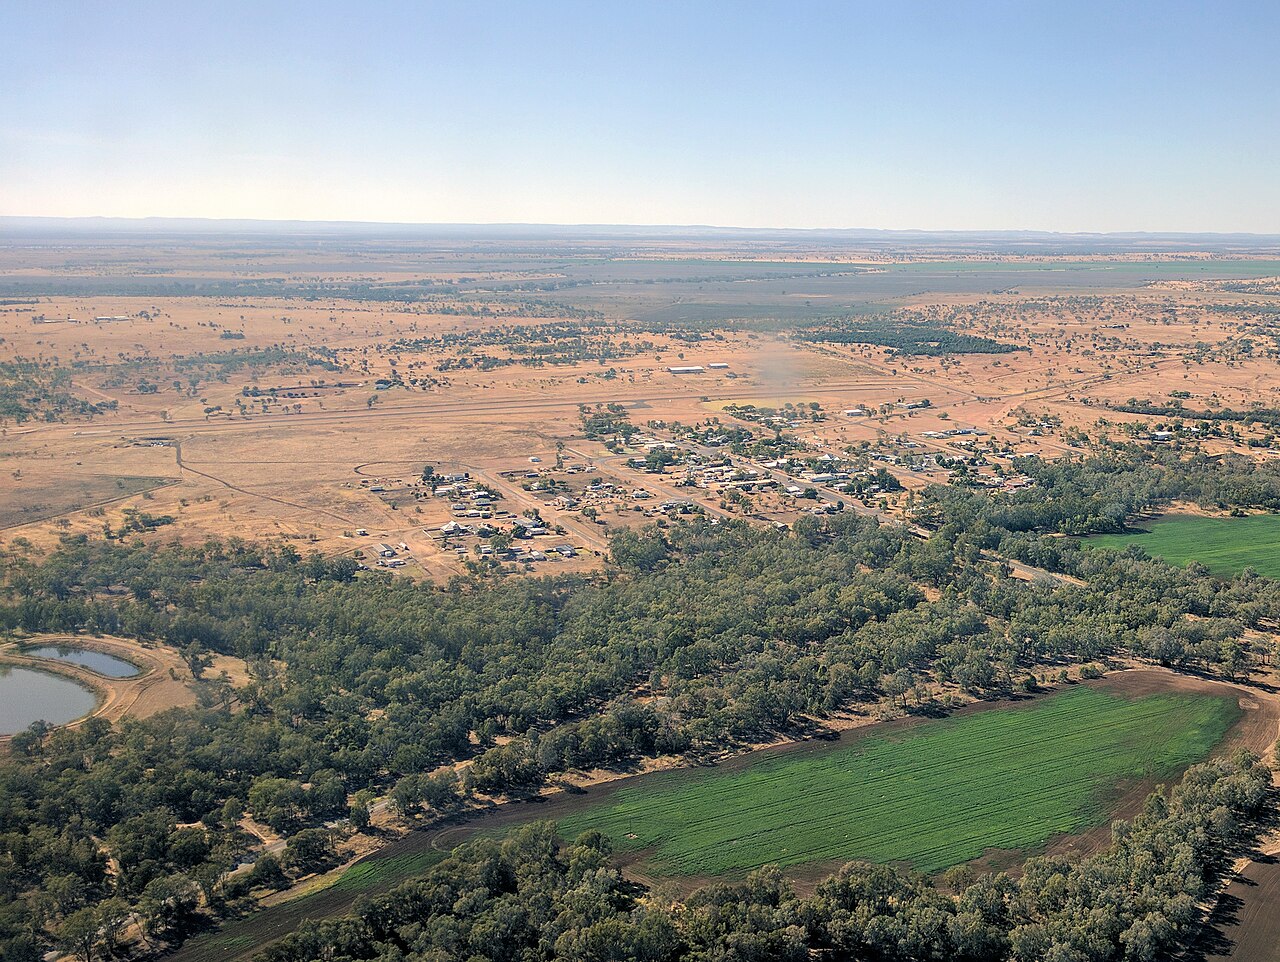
[4,244,1280,579]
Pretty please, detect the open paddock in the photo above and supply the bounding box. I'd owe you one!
[556,672,1250,879]
[1087,513,1280,579]
[161,667,1277,962]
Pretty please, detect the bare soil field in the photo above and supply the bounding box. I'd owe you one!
[1196,855,1280,962]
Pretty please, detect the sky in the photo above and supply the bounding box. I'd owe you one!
[3,0,1278,233]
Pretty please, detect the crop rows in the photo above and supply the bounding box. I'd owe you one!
[559,686,1239,876]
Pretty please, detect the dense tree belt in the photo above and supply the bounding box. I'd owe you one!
[2,448,1278,960]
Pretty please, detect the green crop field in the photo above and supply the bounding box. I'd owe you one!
[329,848,446,894]
[1087,513,1280,579]
[559,685,1238,877]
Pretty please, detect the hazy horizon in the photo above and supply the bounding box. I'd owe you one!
[5,214,1280,243]
[5,1,1279,234]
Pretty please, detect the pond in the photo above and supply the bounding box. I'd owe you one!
[0,666,99,735]
[25,644,141,678]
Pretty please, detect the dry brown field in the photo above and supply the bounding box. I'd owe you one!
[4,239,1280,580]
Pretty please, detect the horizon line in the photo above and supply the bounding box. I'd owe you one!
[4,214,1280,241]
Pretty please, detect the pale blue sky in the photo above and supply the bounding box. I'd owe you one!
[3,1,1278,231]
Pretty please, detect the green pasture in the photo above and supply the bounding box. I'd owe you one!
[559,685,1238,876]
[1088,513,1280,578]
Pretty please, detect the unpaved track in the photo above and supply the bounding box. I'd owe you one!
[1183,667,1280,962]
[31,347,1175,446]
[1196,853,1280,962]
[174,442,357,526]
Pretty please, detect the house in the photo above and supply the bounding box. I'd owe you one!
[512,516,549,536]
[374,543,396,558]
[554,544,576,557]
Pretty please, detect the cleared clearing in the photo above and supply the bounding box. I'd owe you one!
[1087,513,1280,579]
[0,474,171,529]
[559,685,1240,876]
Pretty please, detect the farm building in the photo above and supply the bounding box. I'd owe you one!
[708,362,730,369]
[666,366,705,374]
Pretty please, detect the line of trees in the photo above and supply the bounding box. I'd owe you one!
[2,448,1280,957]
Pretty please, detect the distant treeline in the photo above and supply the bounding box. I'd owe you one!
[0,278,593,311]
[795,314,1022,355]
[1107,398,1280,430]
[172,346,338,374]
[393,321,656,368]
[920,445,1280,535]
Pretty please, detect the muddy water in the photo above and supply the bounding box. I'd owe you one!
[26,644,141,678]
[0,665,98,734]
